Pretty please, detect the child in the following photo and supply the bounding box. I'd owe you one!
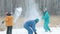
[2,12,14,34]
[24,18,39,34]
[42,8,51,32]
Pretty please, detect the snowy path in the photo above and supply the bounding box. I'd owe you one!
[0,27,60,34]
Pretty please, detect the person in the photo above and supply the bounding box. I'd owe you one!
[2,12,14,34]
[42,8,51,32]
[24,18,39,34]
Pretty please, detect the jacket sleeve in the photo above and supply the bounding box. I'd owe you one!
[31,23,36,32]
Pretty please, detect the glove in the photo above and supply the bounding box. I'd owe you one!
[35,32,37,34]
[2,21,4,24]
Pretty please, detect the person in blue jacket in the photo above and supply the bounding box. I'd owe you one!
[42,8,51,32]
[24,18,39,34]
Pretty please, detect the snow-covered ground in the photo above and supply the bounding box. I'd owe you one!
[0,27,60,34]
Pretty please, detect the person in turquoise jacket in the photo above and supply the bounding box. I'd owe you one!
[24,18,39,34]
[42,8,51,32]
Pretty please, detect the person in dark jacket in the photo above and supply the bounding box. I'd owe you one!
[24,18,39,34]
[2,12,14,34]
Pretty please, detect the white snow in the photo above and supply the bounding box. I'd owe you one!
[13,7,22,23]
[0,27,60,34]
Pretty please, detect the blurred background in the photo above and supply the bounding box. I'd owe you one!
[0,0,60,31]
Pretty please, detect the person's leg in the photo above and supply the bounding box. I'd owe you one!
[9,26,12,34]
[28,29,33,34]
[24,26,33,34]
[44,24,48,32]
[47,23,51,32]
[7,26,10,34]
[44,21,48,32]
